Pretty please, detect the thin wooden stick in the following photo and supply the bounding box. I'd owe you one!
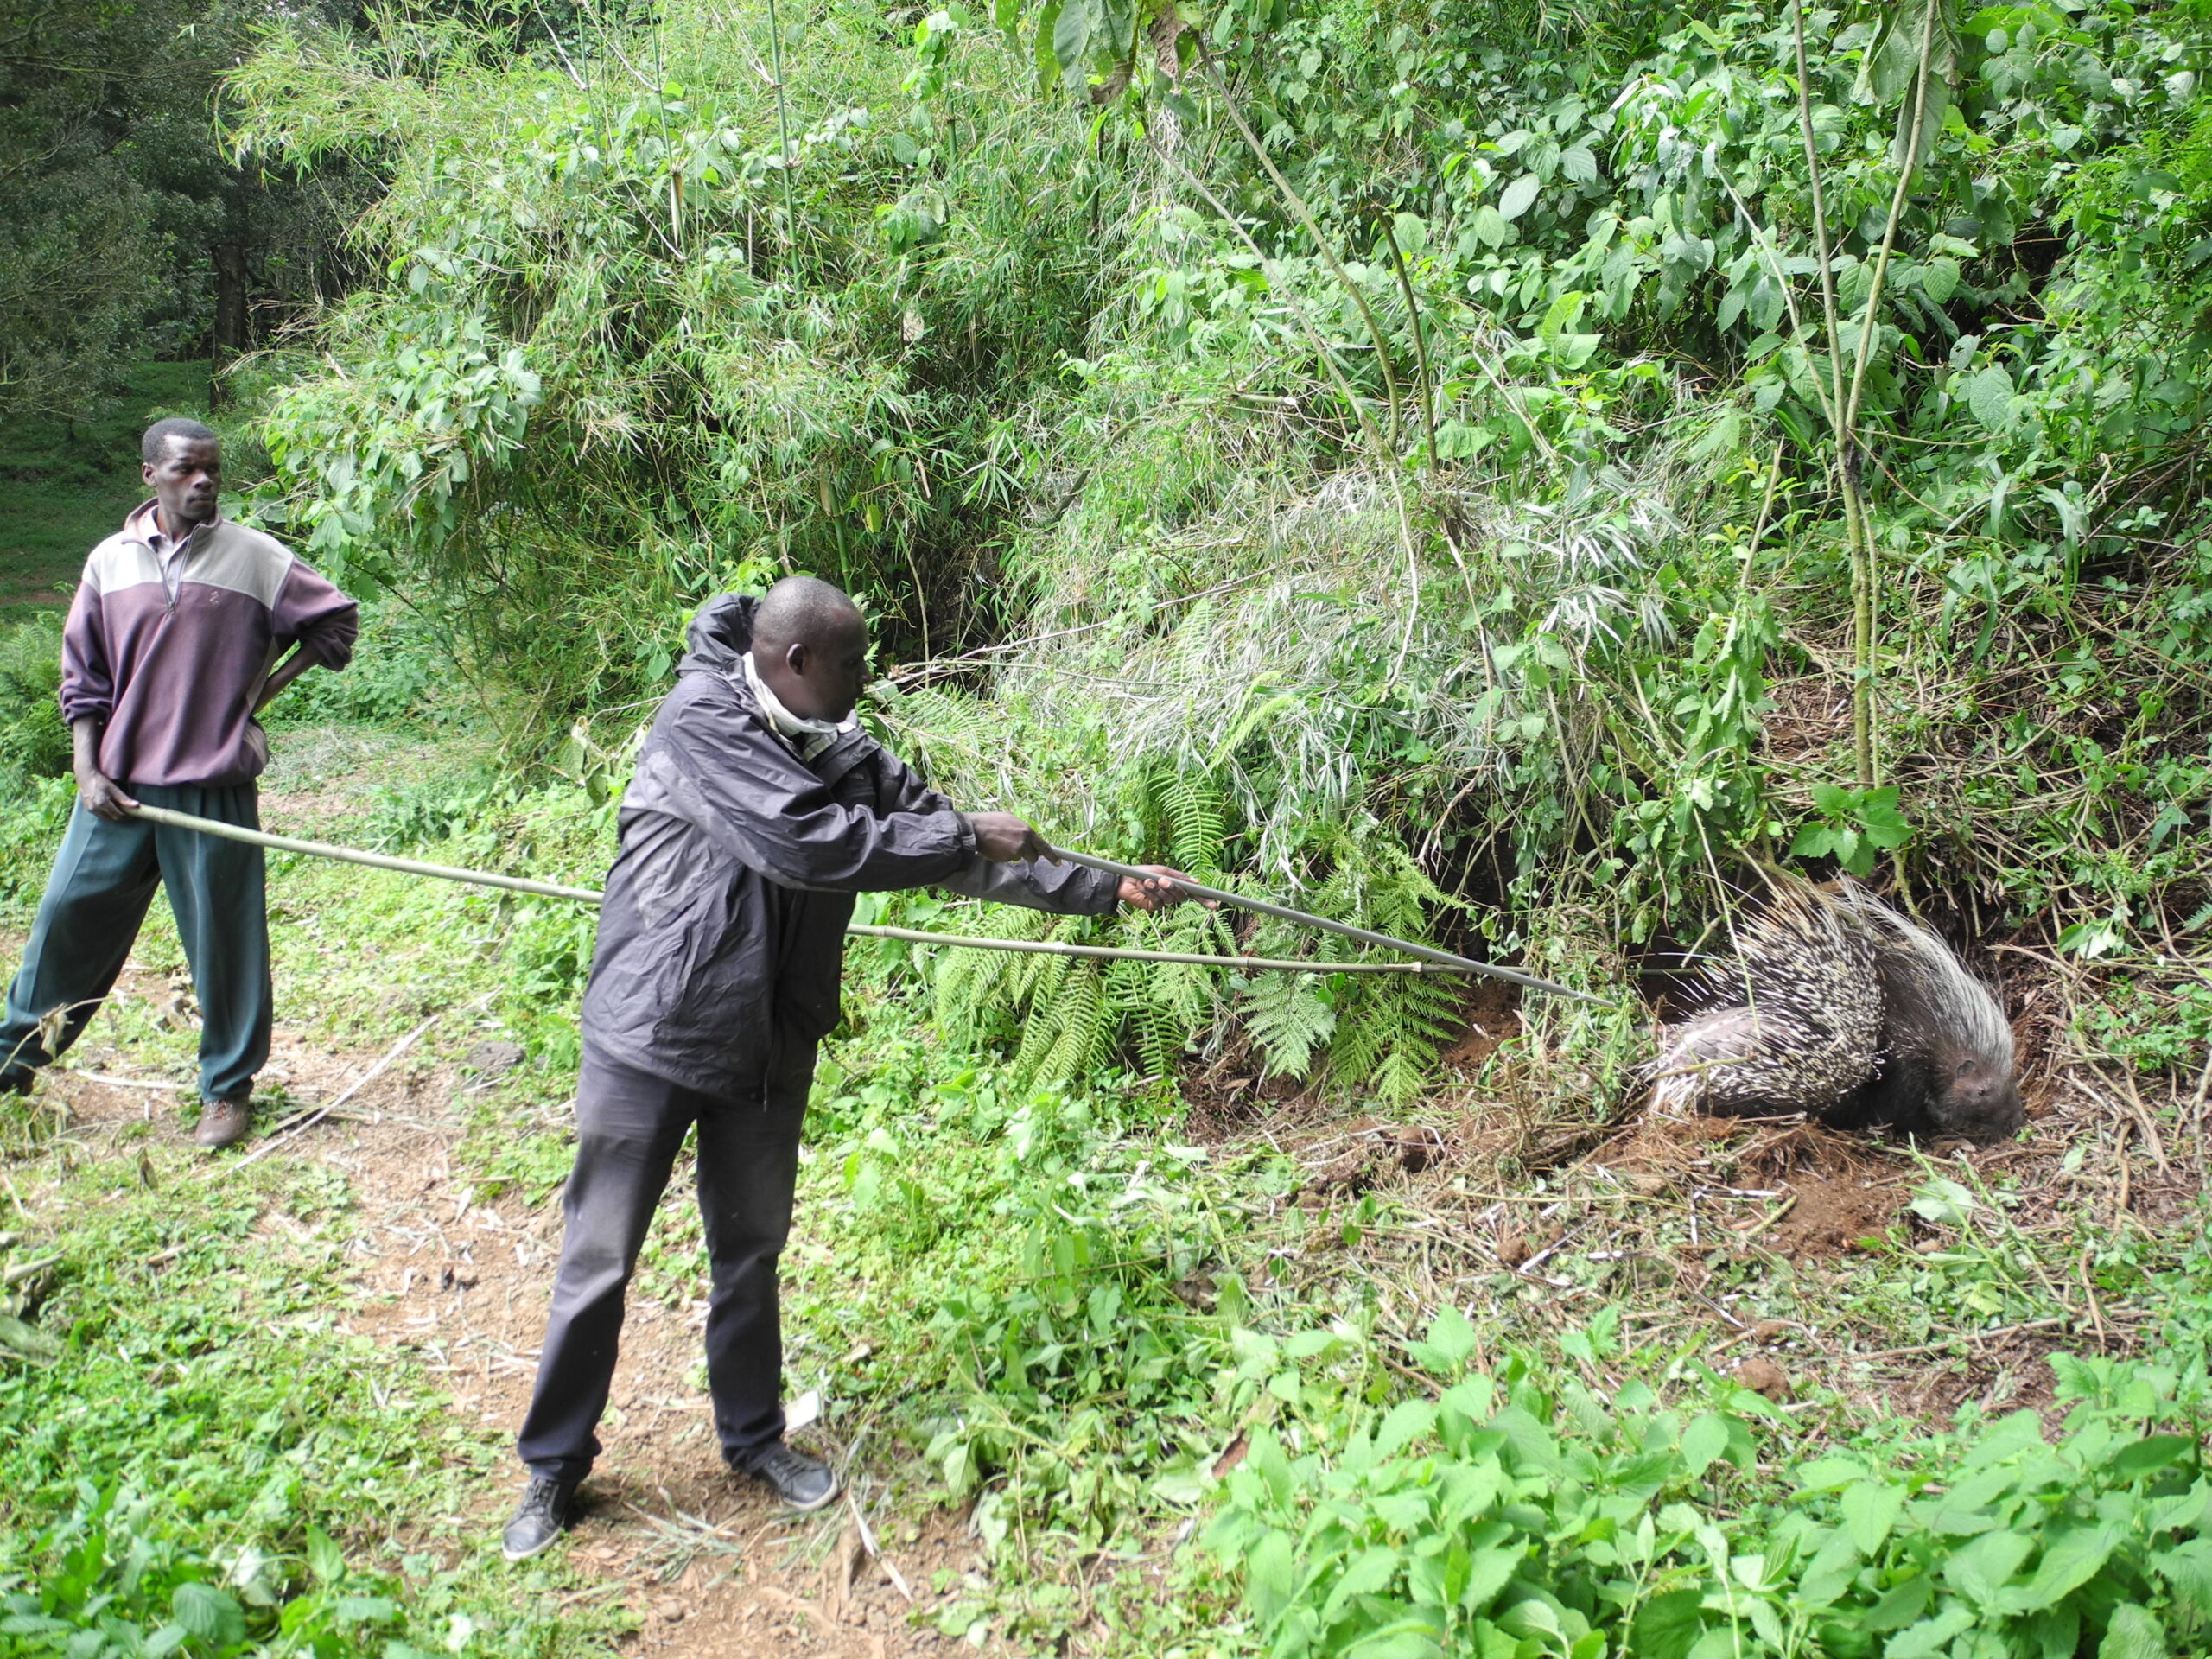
[220,1010,444,1172]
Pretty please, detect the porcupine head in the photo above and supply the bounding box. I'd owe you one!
[1840,884,2023,1141]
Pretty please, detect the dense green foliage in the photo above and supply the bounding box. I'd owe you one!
[0,0,366,421]
[0,1120,599,1659]
[1212,1331,2212,1659]
[226,0,2212,1099]
[228,3,1131,703]
[0,614,68,784]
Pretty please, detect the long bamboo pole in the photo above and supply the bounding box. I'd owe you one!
[122,804,1598,991]
[1041,845,1609,1004]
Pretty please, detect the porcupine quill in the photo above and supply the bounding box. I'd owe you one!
[1648,877,2022,1141]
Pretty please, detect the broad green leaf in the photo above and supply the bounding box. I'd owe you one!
[1560,144,1598,184]
[1344,1619,1442,1659]
[307,1528,346,1585]
[1967,364,2014,430]
[1552,333,1601,371]
[1885,1604,1974,1657]
[1471,205,1510,248]
[2005,1525,2119,1614]
[1247,1529,1296,1625]
[1627,1589,1704,1659]
[1459,1544,1522,1612]
[1945,1528,2033,1607]
[1051,0,1094,76]
[1499,175,1541,222]
[2100,1605,2166,1659]
[1033,0,1065,86]
[1410,1305,1478,1373]
[1681,1414,1730,1477]
[1538,289,1586,340]
[173,1583,245,1649]
[1922,256,1961,302]
[1322,1547,1403,1622]
[1490,1407,1560,1474]
[2108,1434,2196,1480]
[2151,1538,2212,1618]
[1863,1570,1932,1632]
[1375,1399,1438,1458]
[1841,1478,1904,1555]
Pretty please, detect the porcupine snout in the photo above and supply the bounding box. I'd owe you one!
[1927,1051,2024,1141]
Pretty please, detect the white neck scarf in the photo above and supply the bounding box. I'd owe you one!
[742,651,855,761]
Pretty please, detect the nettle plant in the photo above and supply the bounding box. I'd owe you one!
[1206,1309,2212,1659]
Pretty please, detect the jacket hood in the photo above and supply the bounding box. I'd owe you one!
[679,593,759,677]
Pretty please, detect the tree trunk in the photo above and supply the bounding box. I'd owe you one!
[210,242,250,410]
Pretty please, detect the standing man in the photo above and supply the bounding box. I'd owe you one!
[502,576,1190,1559]
[0,418,359,1149]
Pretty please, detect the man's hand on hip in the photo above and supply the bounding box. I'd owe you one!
[969,812,1051,862]
[77,769,138,824]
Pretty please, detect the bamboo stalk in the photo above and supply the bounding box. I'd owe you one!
[122,804,1544,982]
[1044,845,1611,1004]
[126,804,605,902]
[852,924,1443,975]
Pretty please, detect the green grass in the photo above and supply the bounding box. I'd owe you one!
[0,359,211,611]
[0,1117,616,1659]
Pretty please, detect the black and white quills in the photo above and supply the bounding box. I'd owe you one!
[1648,879,2023,1141]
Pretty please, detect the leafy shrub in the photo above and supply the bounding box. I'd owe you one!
[0,775,72,914]
[0,613,69,781]
[0,1485,405,1659]
[267,600,441,728]
[1207,1314,2212,1659]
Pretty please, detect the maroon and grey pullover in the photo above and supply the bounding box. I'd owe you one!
[60,501,359,788]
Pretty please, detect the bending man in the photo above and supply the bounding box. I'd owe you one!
[0,418,358,1148]
[503,577,1188,1559]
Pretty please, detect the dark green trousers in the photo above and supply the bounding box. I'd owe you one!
[0,782,270,1103]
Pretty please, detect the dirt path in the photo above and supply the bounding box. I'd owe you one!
[35,1014,987,1659]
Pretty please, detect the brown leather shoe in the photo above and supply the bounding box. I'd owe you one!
[194,1096,253,1150]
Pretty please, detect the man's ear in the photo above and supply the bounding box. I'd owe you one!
[784,640,810,676]
[142,461,157,488]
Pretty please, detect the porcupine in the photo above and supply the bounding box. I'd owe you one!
[1648,878,2022,1141]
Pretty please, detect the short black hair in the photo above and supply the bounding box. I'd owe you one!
[142,417,219,466]
[753,575,865,652]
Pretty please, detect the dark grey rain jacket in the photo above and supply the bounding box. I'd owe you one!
[581,593,1120,1096]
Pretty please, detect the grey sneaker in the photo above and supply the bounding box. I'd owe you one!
[194,1096,253,1149]
[501,1477,575,1561]
[741,1442,839,1512]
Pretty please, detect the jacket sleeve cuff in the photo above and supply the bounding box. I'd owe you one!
[299,614,359,671]
[1083,868,1122,914]
[56,691,110,728]
[951,812,978,857]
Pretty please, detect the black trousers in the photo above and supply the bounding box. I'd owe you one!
[516,1039,814,1484]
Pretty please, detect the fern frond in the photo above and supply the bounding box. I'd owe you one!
[1243,973,1336,1078]
[1027,961,1110,1089]
[1154,764,1227,875]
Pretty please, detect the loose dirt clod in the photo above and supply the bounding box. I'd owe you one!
[1734,1357,1792,1402]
